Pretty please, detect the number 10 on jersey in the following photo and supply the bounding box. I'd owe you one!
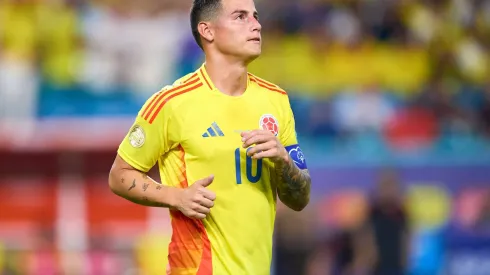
[234,148,262,184]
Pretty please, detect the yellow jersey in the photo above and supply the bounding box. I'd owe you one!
[118,64,307,275]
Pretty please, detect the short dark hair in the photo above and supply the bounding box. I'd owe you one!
[190,0,222,50]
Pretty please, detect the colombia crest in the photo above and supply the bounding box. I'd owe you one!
[259,114,279,136]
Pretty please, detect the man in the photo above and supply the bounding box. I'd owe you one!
[365,170,409,275]
[108,0,311,274]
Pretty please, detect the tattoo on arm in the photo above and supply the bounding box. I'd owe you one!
[117,173,170,208]
[275,155,311,211]
[128,179,136,191]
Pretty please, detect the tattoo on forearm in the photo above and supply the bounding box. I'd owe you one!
[128,179,136,191]
[275,156,311,211]
[121,174,169,208]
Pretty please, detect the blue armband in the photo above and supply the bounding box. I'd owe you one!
[285,144,307,169]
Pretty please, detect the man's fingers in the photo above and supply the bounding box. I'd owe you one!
[247,141,275,156]
[242,134,272,148]
[240,130,257,139]
[241,130,271,144]
[252,149,276,159]
[192,204,211,215]
[202,189,217,201]
[192,212,207,220]
[195,175,214,187]
[241,129,270,137]
[198,197,215,208]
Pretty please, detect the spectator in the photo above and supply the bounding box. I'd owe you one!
[363,169,410,275]
[307,226,376,275]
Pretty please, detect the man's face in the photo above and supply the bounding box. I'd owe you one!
[212,0,262,62]
[377,179,400,203]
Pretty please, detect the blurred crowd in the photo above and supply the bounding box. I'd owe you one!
[251,0,490,142]
[0,0,193,119]
[0,229,172,274]
[1,0,490,144]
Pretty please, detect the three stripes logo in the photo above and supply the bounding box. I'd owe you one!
[140,73,202,124]
[202,122,225,138]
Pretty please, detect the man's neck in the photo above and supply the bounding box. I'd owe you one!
[204,55,248,97]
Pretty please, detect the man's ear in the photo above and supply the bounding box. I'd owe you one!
[198,21,214,44]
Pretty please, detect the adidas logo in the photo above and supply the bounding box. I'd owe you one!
[202,122,224,137]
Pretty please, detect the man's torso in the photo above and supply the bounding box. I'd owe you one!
[151,67,290,275]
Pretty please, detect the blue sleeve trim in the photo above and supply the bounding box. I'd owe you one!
[285,144,307,169]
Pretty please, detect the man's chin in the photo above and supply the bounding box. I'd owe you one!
[244,50,261,63]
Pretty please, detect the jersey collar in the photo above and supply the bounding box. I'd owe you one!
[198,63,251,92]
[198,63,215,91]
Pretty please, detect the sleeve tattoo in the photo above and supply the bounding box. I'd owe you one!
[128,179,136,191]
[123,173,171,208]
[274,155,311,211]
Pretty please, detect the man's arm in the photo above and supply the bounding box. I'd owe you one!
[241,129,311,211]
[108,155,216,219]
[109,154,180,208]
[273,152,311,211]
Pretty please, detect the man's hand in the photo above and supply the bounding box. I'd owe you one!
[242,129,311,211]
[176,175,216,219]
[241,130,288,163]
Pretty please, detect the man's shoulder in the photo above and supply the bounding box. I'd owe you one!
[172,72,202,86]
[248,73,288,96]
[157,71,206,99]
[139,72,204,122]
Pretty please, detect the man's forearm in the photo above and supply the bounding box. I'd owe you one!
[274,154,311,211]
[109,168,179,208]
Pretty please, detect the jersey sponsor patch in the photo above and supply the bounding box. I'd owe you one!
[259,114,279,136]
[285,144,307,169]
[128,125,145,148]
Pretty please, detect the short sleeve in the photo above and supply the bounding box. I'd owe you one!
[117,92,174,172]
[280,102,298,148]
[280,98,308,170]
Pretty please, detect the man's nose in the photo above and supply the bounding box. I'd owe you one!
[250,16,261,32]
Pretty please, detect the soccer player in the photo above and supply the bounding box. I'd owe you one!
[108,0,312,274]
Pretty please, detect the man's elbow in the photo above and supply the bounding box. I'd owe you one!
[292,198,310,212]
[108,164,122,195]
[281,195,310,212]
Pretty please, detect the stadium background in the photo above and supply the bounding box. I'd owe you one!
[1,0,490,274]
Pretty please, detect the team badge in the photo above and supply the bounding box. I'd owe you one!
[259,114,279,136]
[128,125,145,148]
